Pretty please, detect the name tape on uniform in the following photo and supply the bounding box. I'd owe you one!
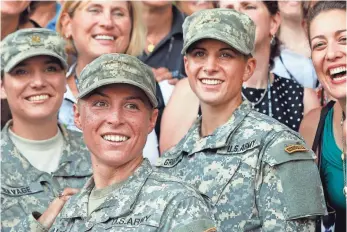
[1,182,44,196]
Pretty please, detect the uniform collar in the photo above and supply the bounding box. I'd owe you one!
[61,159,153,220]
[1,120,92,187]
[181,101,252,155]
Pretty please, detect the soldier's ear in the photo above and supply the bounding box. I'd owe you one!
[148,108,159,135]
[73,102,82,130]
[242,57,256,82]
[1,79,7,99]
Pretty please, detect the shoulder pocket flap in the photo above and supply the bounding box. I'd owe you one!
[263,140,314,166]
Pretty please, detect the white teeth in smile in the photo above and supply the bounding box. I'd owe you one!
[332,75,346,82]
[28,95,49,102]
[201,79,223,85]
[103,135,129,142]
[329,66,346,75]
[94,35,114,40]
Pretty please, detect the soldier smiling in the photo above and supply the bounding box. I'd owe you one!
[155,8,327,231]
[1,28,92,231]
[43,53,218,232]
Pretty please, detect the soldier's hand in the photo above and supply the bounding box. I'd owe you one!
[38,188,79,229]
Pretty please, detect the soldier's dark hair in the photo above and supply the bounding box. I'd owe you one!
[262,1,280,71]
[307,1,346,44]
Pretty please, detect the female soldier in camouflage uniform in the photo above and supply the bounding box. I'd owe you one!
[156,8,327,231]
[1,28,92,231]
[41,53,217,232]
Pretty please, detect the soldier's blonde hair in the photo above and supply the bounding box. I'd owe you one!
[56,1,145,57]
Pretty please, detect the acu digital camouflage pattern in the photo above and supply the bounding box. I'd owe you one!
[77,53,158,108]
[1,121,93,232]
[1,28,68,73]
[46,159,217,232]
[156,101,327,231]
[182,8,255,55]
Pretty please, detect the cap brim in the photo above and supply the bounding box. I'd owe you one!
[77,78,158,108]
[4,48,68,73]
[182,29,250,56]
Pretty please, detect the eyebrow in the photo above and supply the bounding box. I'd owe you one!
[311,29,347,41]
[91,90,109,98]
[90,92,146,104]
[14,58,61,68]
[192,47,234,51]
[87,3,126,11]
[124,96,146,104]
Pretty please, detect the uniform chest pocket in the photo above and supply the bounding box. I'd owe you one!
[2,183,47,216]
[189,155,242,205]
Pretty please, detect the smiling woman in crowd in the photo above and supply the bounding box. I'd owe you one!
[300,1,346,231]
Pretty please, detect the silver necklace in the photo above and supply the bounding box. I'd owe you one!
[242,73,271,116]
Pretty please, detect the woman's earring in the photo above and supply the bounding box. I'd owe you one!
[270,35,276,46]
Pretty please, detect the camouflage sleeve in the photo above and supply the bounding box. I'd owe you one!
[258,131,326,231]
[159,196,218,232]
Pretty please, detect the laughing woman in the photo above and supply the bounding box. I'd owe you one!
[57,1,144,131]
[299,1,346,231]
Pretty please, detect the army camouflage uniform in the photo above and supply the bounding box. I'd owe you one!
[155,9,327,231]
[1,121,92,232]
[1,28,92,232]
[156,102,327,231]
[39,53,217,232]
[45,159,216,232]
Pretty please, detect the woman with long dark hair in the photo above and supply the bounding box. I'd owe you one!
[300,1,346,231]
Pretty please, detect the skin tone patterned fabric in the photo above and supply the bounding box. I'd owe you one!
[49,159,216,232]
[156,101,327,231]
[1,122,92,232]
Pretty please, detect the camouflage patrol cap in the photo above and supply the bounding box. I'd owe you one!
[182,8,256,55]
[77,53,158,108]
[1,28,68,73]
